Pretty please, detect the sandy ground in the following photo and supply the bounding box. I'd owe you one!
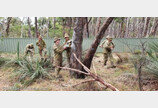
[0,52,157,91]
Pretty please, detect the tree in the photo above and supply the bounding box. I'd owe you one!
[143,17,151,37]
[83,17,114,69]
[83,17,92,38]
[27,17,32,38]
[35,17,38,38]
[150,18,158,36]
[70,17,87,78]
[6,17,12,37]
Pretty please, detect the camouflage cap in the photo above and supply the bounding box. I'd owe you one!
[106,35,113,40]
[54,37,61,43]
[64,33,69,38]
[30,43,34,46]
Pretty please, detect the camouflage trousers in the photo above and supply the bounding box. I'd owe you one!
[53,57,62,76]
[39,48,47,59]
[103,52,115,66]
[24,51,33,61]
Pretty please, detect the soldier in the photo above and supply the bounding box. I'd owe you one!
[53,37,67,78]
[99,35,116,68]
[24,43,35,61]
[64,33,72,66]
[36,35,47,59]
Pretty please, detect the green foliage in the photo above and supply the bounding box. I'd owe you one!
[6,41,22,67]
[17,41,20,59]
[16,58,52,87]
[146,42,158,77]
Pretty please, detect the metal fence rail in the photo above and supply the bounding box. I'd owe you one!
[0,38,158,53]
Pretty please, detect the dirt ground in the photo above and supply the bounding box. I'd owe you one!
[0,52,157,91]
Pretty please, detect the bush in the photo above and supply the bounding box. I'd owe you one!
[146,42,158,78]
[16,58,53,87]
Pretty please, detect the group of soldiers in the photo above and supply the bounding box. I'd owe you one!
[24,34,48,61]
[24,33,72,78]
[24,34,116,78]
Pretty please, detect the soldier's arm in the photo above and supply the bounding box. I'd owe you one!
[54,46,65,53]
[99,40,106,47]
[111,42,115,49]
[36,41,39,46]
[43,40,46,48]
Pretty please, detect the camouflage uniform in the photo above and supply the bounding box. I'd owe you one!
[100,36,115,67]
[64,33,72,65]
[36,37,47,58]
[24,43,35,61]
[53,37,65,75]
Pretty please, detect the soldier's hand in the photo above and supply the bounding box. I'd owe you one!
[64,46,67,50]
[99,45,102,48]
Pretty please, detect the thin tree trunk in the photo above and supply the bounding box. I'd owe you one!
[47,17,49,38]
[95,17,102,35]
[150,18,158,36]
[6,17,12,37]
[62,18,66,37]
[70,17,87,78]
[53,17,56,36]
[83,17,114,69]
[27,17,32,38]
[143,17,151,37]
[35,17,38,38]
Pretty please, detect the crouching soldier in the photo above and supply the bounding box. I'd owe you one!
[24,43,35,61]
[53,37,67,78]
[99,35,116,68]
[64,33,72,66]
[36,35,47,59]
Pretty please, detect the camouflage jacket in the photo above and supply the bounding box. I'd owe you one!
[53,44,65,66]
[25,44,35,54]
[36,39,46,50]
[100,40,115,53]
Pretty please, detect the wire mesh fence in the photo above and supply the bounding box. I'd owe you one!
[0,38,158,54]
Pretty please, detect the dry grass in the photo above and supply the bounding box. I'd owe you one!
[0,52,156,91]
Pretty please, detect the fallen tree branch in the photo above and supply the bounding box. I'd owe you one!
[92,61,107,89]
[58,66,90,75]
[73,53,119,91]
[71,79,96,87]
[59,53,119,91]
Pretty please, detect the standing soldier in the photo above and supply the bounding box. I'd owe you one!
[24,43,35,61]
[53,37,67,78]
[64,33,72,66]
[99,35,116,68]
[36,35,47,59]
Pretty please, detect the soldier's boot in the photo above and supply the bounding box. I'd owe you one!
[56,72,64,81]
[103,53,108,66]
[107,62,116,69]
[104,60,107,66]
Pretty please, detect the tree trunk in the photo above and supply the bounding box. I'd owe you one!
[6,17,12,37]
[150,18,158,36]
[53,17,56,36]
[83,17,114,69]
[70,17,87,78]
[143,17,151,37]
[47,17,49,38]
[95,17,102,35]
[35,17,38,38]
[62,18,66,37]
[27,17,32,38]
